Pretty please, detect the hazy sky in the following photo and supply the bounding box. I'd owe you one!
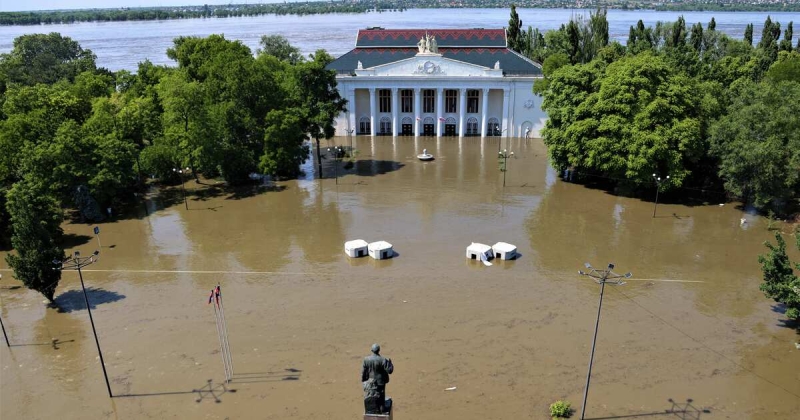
[1,1,288,13]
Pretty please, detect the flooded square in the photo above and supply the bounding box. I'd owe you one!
[2,137,799,419]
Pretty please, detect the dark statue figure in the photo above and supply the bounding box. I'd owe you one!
[362,343,393,414]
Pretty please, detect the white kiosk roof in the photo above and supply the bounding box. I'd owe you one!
[368,241,393,251]
[492,242,516,253]
[467,243,492,253]
[345,239,369,249]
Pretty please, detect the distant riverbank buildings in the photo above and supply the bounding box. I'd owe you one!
[326,28,546,138]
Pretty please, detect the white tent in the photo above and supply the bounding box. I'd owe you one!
[492,242,517,260]
[344,239,369,258]
[466,243,493,262]
[368,241,394,260]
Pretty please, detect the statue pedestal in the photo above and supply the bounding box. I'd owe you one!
[364,398,392,420]
[363,410,392,420]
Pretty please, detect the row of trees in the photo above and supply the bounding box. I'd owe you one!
[0,2,399,26]
[507,9,800,216]
[0,32,344,302]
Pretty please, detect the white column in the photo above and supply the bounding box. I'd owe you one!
[502,88,510,139]
[436,87,443,138]
[458,88,467,138]
[391,88,399,137]
[348,88,356,135]
[481,88,489,138]
[414,88,421,137]
[369,87,377,137]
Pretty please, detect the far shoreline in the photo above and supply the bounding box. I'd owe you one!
[3,4,799,27]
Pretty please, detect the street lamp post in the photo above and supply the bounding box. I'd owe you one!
[0,274,9,347]
[652,173,669,218]
[327,147,342,185]
[54,250,112,398]
[577,263,632,420]
[496,128,508,151]
[173,167,190,210]
[346,129,355,153]
[498,149,515,187]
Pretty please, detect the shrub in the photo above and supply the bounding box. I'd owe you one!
[550,400,572,419]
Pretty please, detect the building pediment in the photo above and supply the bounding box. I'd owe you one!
[354,54,503,78]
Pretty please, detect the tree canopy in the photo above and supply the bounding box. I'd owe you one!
[0,32,344,302]
[529,12,799,215]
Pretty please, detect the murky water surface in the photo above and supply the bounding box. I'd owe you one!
[2,137,799,419]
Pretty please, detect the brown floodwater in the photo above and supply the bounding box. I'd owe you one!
[1,136,799,420]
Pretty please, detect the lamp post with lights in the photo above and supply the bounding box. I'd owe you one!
[577,262,632,419]
[173,167,190,210]
[498,149,515,187]
[54,250,112,397]
[652,173,669,218]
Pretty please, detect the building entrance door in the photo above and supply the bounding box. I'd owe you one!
[444,124,456,136]
[423,124,435,136]
[401,124,413,135]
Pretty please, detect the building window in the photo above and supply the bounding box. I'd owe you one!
[487,117,500,136]
[379,89,391,113]
[379,116,392,135]
[423,89,435,113]
[467,90,479,113]
[445,89,457,113]
[359,117,371,134]
[401,89,413,113]
[466,117,478,135]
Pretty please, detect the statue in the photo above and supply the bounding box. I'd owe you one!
[417,36,426,53]
[494,61,500,70]
[429,35,438,53]
[362,343,394,415]
[417,33,439,54]
[357,61,363,70]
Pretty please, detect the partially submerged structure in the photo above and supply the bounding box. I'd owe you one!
[368,241,394,260]
[492,242,517,260]
[345,239,370,258]
[466,243,493,261]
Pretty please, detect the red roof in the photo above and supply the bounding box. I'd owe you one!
[356,28,507,48]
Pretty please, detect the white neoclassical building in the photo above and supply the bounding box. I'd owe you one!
[327,28,546,139]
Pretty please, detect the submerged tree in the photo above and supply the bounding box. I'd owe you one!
[758,232,800,323]
[5,178,64,303]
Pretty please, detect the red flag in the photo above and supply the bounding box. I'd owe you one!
[438,117,445,122]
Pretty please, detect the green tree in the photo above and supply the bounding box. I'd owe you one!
[744,23,754,46]
[0,33,96,86]
[541,53,704,187]
[5,178,64,303]
[507,5,523,53]
[258,34,303,64]
[780,21,794,52]
[288,50,346,174]
[709,80,800,212]
[758,232,800,322]
[259,108,309,178]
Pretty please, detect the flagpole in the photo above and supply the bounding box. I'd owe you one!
[216,285,234,377]
[212,299,230,382]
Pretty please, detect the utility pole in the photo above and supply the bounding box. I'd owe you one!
[0,274,9,347]
[577,263,632,420]
[54,250,112,398]
[652,173,669,218]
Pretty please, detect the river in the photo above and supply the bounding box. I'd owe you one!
[2,136,799,419]
[1,8,799,71]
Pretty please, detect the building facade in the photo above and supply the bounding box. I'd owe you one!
[326,28,546,139]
